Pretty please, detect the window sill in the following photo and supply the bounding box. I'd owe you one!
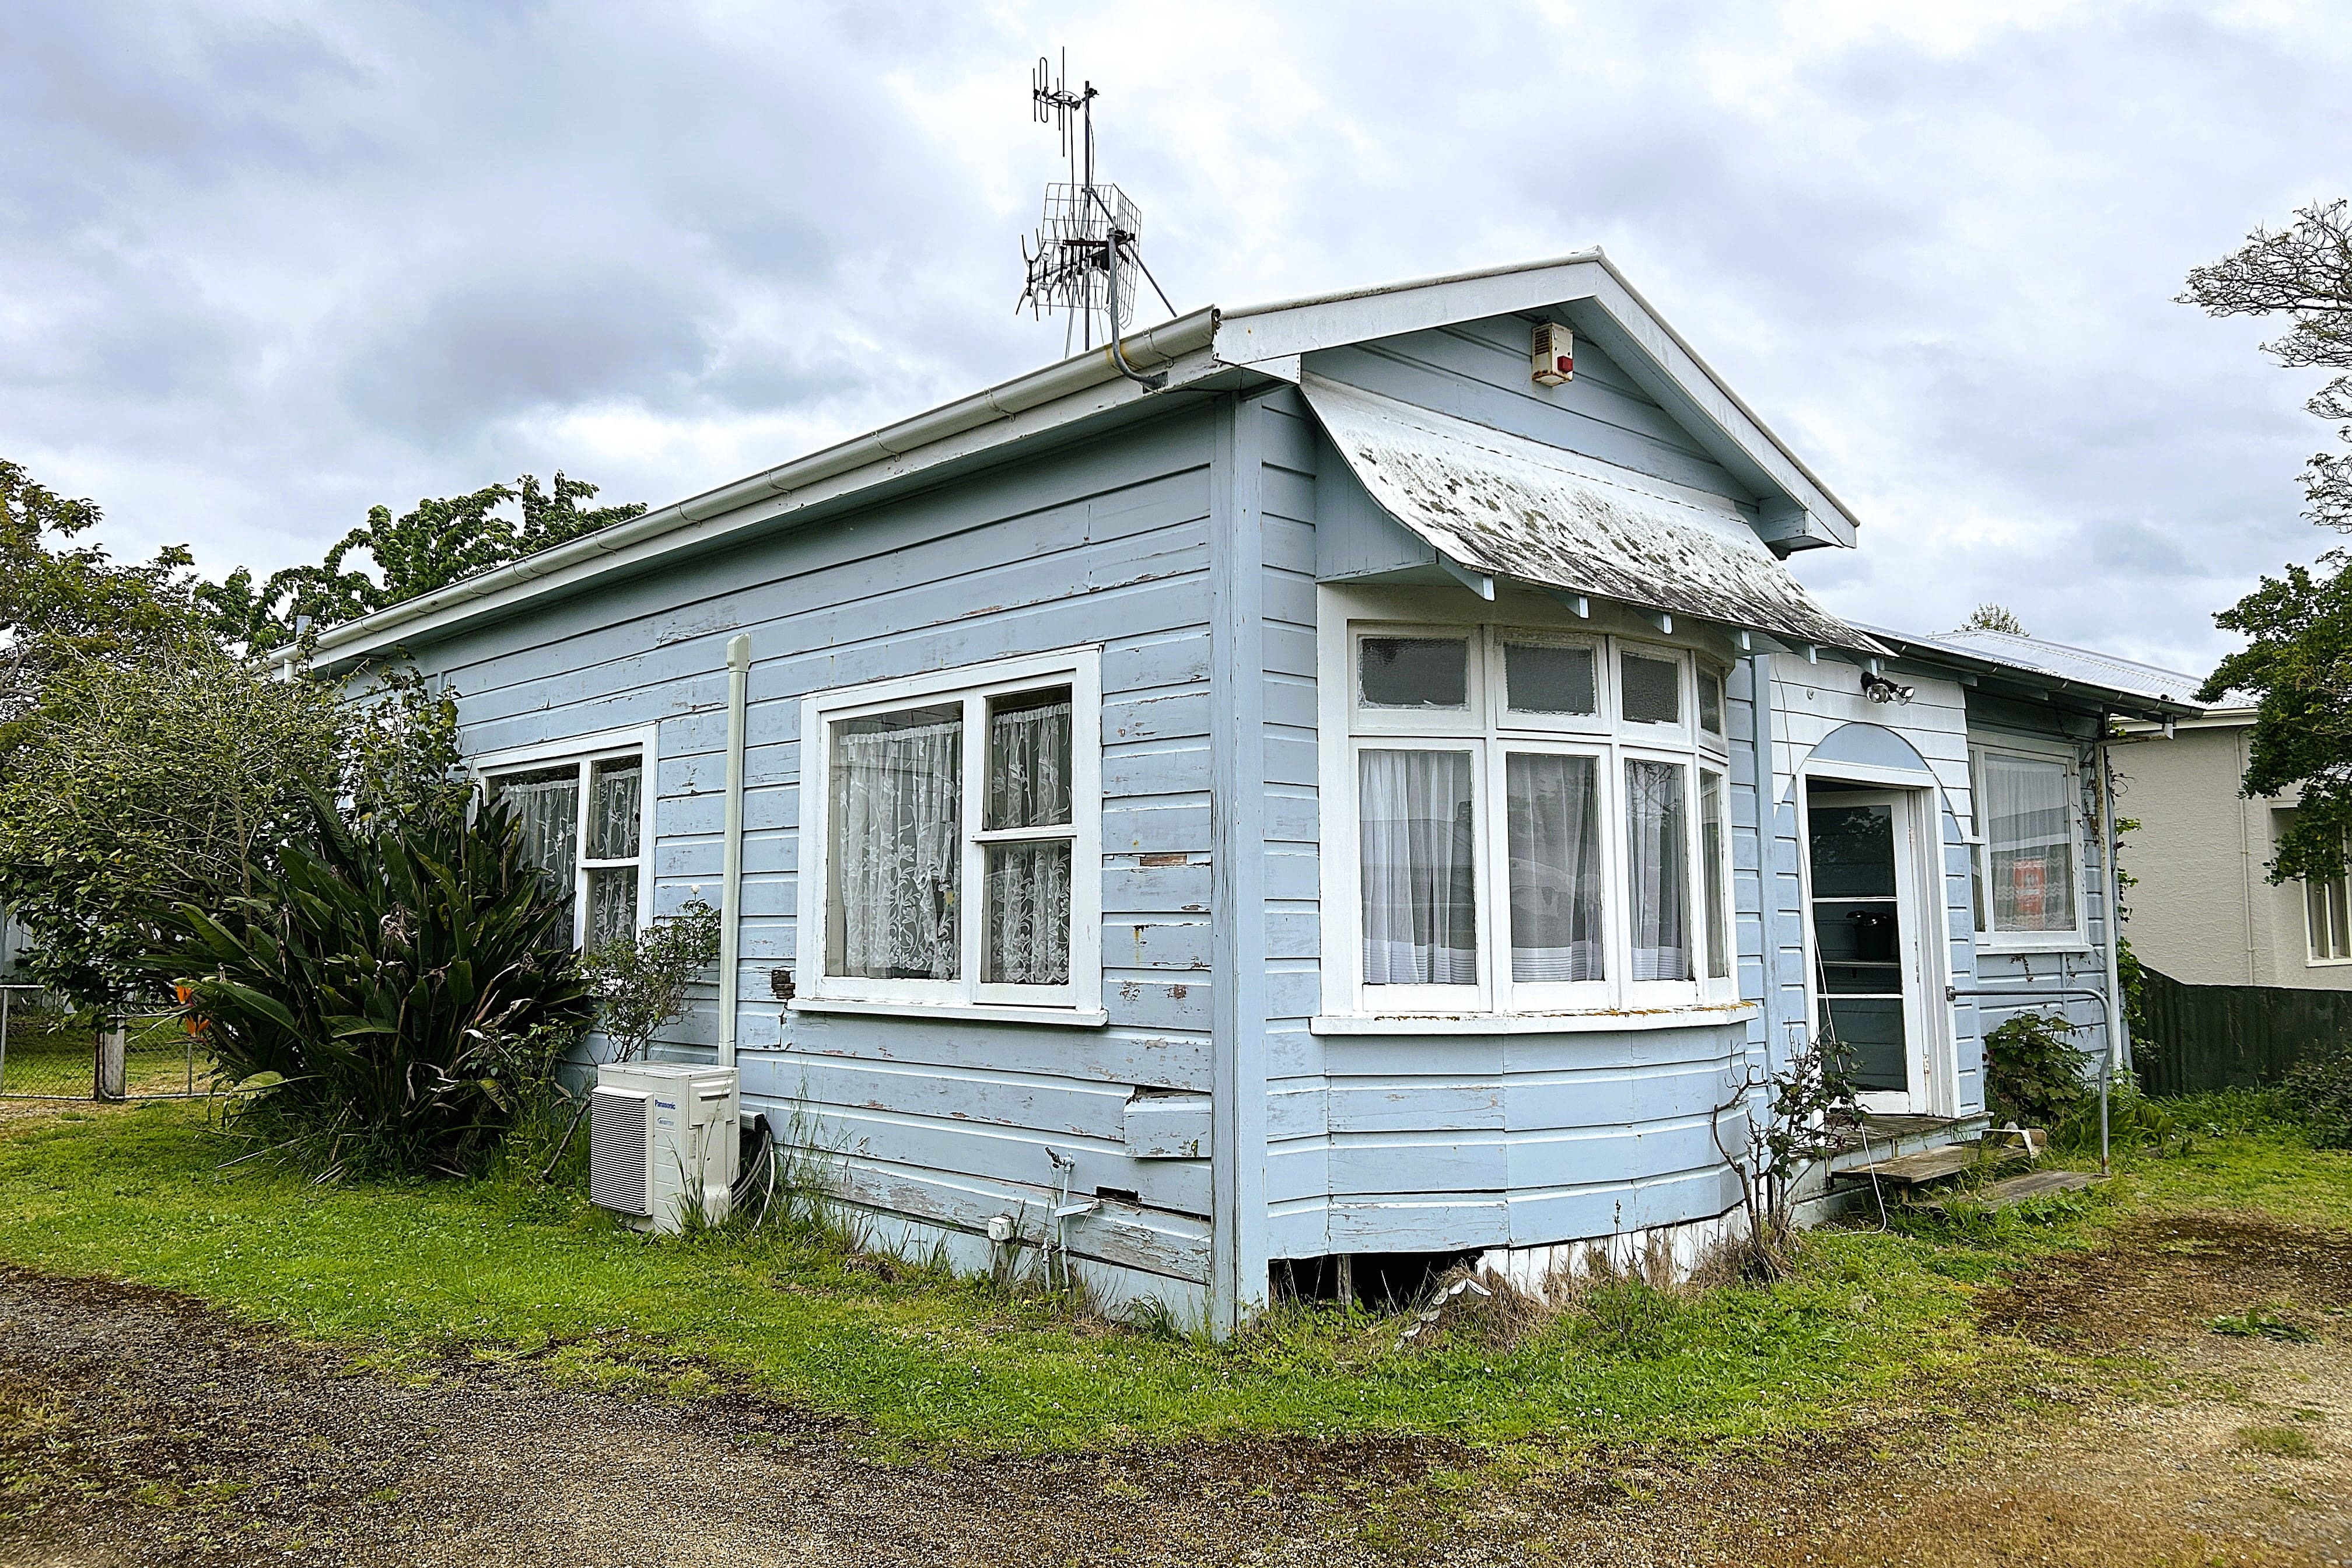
[789,997,1110,1028]
[1975,936,2094,956]
[1311,1002,1757,1036]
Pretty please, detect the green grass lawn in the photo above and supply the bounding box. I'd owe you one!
[0,1096,2341,1459]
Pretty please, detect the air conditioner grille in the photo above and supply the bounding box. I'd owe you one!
[589,1088,651,1216]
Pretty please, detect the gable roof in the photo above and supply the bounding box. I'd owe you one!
[309,250,1861,671]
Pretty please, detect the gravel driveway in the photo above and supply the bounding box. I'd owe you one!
[1,1214,2347,1567]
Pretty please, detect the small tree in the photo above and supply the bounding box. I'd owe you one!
[1714,1034,1859,1279]
[0,639,342,1006]
[1965,604,2027,635]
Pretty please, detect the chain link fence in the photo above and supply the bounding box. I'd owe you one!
[0,985,208,1100]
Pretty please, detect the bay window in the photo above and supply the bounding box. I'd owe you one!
[1328,617,1738,1021]
[799,649,1102,1019]
[477,725,658,951]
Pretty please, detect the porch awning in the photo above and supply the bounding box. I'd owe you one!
[1301,373,1882,655]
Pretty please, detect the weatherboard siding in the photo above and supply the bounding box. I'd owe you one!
[1265,327,1768,1263]
[412,408,1223,1296]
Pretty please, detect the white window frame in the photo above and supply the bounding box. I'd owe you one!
[471,723,660,950]
[1317,589,1743,1032]
[1968,741,2091,953]
[794,647,1104,1024]
[2281,810,2352,966]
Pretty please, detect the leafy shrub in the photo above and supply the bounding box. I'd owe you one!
[1984,1010,2092,1129]
[169,788,592,1179]
[579,900,722,1063]
[2283,1031,2352,1149]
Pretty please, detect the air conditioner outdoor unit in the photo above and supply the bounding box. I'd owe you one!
[589,1061,740,1234]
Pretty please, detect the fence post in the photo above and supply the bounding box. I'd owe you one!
[95,1022,126,1101]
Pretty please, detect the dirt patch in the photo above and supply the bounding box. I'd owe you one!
[1,1217,2350,1566]
[1981,1212,2352,1349]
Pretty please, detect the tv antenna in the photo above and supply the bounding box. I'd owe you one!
[1018,50,1175,386]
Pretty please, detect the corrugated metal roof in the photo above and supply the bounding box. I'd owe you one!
[1301,373,1880,653]
[1863,624,2207,712]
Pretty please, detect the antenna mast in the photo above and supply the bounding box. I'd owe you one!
[1018,50,1174,385]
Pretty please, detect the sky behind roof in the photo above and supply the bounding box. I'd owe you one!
[6,1,2348,678]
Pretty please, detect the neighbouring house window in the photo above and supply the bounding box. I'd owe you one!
[1974,749,2081,940]
[2285,814,2352,963]
[1336,620,1735,1013]
[481,729,654,951]
[800,649,1102,1016]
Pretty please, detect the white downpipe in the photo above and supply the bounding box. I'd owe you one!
[719,634,751,1069]
[2095,725,2126,1074]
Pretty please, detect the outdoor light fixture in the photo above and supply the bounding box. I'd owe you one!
[1861,670,1915,705]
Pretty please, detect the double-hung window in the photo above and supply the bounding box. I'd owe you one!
[477,726,659,950]
[1333,618,1737,1021]
[1970,747,2084,947]
[799,649,1102,1019]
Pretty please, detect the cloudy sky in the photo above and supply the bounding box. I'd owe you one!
[6,1,2347,677]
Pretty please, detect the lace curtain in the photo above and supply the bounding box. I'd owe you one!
[1360,749,1478,985]
[1506,752,1603,982]
[500,769,579,935]
[1626,760,1690,981]
[1983,754,2075,932]
[830,706,963,979]
[983,695,1074,985]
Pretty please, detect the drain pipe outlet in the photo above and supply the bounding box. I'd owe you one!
[719,634,751,1072]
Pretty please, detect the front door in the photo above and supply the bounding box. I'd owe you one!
[1805,786,1931,1114]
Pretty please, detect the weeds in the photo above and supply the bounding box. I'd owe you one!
[2209,1307,2315,1343]
[2236,1423,2320,1458]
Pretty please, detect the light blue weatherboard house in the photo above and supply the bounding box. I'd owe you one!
[310,253,2196,1333]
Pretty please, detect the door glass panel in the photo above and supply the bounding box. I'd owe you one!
[1359,637,1469,710]
[1809,803,1896,898]
[1819,996,1908,1093]
[1809,795,1908,1096]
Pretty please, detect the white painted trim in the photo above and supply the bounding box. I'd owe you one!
[1794,780,1950,1117]
[796,645,1105,1023]
[789,998,1111,1028]
[1966,740,2094,953]
[1310,1003,1756,1036]
[471,721,660,948]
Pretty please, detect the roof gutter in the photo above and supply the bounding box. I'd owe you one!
[309,306,1220,668]
[1864,632,2203,722]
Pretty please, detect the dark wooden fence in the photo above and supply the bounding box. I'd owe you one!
[2132,967,2352,1095]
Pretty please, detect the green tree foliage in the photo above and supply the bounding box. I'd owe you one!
[2183,202,2352,886]
[0,640,344,1006]
[1964,604,2027,635]
[172,789,592,1180]
[0,459,216,740]
[204,473,646,652]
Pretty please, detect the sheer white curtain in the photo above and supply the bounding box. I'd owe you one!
[1625,760,1690,981]
[1507,753,1603,982]
[1360,750,1478,985]
[1983,754,2075,932]
[984,695,1074,985]
[830,707,963,979]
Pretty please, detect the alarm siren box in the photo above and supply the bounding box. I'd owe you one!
[1531,321,1574,386]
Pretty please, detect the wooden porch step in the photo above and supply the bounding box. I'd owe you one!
[1919,1169,2096,1213]
[1840,1143,1982,1186]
